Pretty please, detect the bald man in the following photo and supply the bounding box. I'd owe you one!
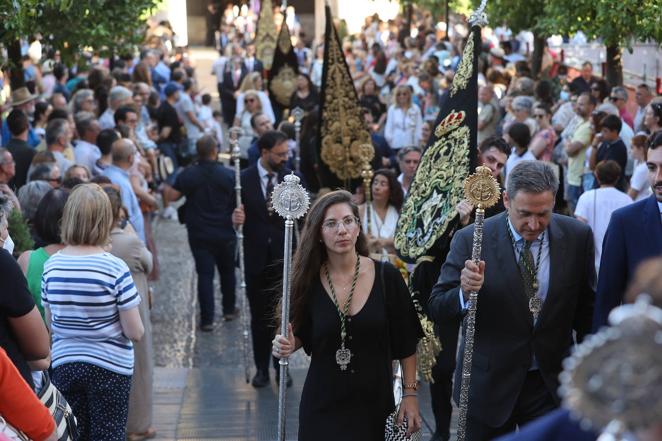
[102,138,145,242]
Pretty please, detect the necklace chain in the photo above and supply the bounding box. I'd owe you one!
[324,254,361,347]
[507,221,544,298]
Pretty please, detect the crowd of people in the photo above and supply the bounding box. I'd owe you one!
[0,2,661,441]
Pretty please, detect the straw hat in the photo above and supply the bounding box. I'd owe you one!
[11,87,38,107]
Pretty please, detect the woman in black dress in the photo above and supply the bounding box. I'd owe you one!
[289,73,319,114]
[273,190,422,440]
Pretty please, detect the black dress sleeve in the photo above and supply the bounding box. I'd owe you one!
[0,249,35,317]
[380,261,423,360]
[294,295,313,356]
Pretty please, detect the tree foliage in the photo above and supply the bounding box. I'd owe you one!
[0,0,158,67]
[538,0,662,50]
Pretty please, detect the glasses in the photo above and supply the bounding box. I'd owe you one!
[533,114,546,119]
[610,96,622,102]
[322,216,359,231]
[245,98,256,103]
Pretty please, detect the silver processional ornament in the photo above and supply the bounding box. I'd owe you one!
[292,106,304,172]
[273,172,310,441]
[229,126,252,384]
[559,295,662,441]
[456,166,500,441]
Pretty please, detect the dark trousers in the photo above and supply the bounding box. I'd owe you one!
[158,141,179,169]
[52,362,132,441]
[220,94,236,127]
[189,236,237,325]
[466,370,557,441]
[429,318,460,440]
[246,262,282,373]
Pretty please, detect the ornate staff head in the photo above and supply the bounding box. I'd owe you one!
[229,127,243,161]
[559,295,662,440]
[463,166,500,210]
[292,107,305,124]
[272,173,310,221]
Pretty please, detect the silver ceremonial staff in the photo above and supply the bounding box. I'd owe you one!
[292,107,304,173]
[272,173,310,441]
[456,166,500,441]
[229,127,252,384]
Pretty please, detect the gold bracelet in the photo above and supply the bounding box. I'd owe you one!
[403,382,418,390]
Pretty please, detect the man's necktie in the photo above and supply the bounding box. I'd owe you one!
[266,173,275,215]
[518,240,536,296]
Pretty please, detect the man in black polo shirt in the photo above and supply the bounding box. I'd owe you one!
[157,83,183,168]
[5,109,35,190]
[166,135,238,331]
[590,114,628,191]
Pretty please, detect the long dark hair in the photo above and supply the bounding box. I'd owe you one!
[372,168,404,212]
[289,191,369,333]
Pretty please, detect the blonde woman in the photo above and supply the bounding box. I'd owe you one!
[234,90,263,159]
[42,184,144,440]
[384,85,423,152]
[234,72,275,124]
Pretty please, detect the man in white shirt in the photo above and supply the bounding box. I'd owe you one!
[74,112,102,174]
[99,86,133,130]
[633,84,653,133]
[46,118,73,175]
[575,160,632,275]
[177,79,205,157]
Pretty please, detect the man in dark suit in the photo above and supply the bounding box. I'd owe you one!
[429,160,595,441]
[4,110,35,191]
[414,136,510,441]
[232,130,297,388]
[593,132,662,330]
[243,43,264,74]
[220,56,247,126]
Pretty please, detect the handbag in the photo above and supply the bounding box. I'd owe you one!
[0,417,28,441]
[37,371,78,441]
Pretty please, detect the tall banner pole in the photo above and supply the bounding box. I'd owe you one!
[230,127,252,384]
[456,166,500,441]
[292,107,304,173]
[272,173,310,441]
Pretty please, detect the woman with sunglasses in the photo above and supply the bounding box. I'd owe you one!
[234,72,275,125]
[384,84,423,152]
[233,89,263,162]
[272,190,423,440]
[529,104,557,161]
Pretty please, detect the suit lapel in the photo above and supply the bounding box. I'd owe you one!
[643,196,662,253]
[246,167,268,220]
[537,216,566,327]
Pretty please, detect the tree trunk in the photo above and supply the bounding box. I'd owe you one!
[7,39,25,91]
[531,33,545,79]
[605,45,623,87]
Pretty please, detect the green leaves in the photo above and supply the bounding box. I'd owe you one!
[1,0,158,66]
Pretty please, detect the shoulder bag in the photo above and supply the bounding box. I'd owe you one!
[37,371,78,441]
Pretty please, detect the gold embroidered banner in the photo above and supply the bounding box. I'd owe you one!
[255,0,277,70]
[318,5,374,186]
[268,20,298,107]
[394,28,481,262]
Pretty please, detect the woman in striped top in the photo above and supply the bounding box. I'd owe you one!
[42,184,144,441]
